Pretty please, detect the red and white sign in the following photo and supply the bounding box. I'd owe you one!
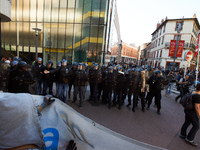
[194,31,200,57]
[169,40,176,57]
[184,50,193,61]
[168,40,184,57]
[176,40,185,57]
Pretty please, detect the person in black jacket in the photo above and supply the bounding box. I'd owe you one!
[89,63,102,106]
[146,70,167,115]
[126,68,137,108]
[31,58,44,95]
[116,67,126,110]
[43,60,55,95]
[180,83,200,147]
[8,61,35,93]
[68,62,77,100]
[57,59,71,103]
[72,63,88,108]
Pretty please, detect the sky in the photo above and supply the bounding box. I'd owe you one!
[113,0,200,47]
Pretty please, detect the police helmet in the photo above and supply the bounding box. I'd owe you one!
[18,61,27,68]
[73,62,78,66]
[84,63,88,67]
[13,56,21,61]
[102,64,107,68]
[47,60,53,66]
[94,63,99,67]
[12,60,18,66]
[108,62,113,66]
[154,70,162,75]
[37,57,42,62]
[108,66,113,72]
[57,61,61,67]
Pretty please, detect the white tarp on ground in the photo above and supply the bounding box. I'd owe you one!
[0,93,166,150]
[32,95,166,150]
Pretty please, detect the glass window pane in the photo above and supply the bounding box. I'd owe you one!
[2,23,10,45]
[67,0,75,23]
[44,0,51,22]
[30,23,37,46]
[58,24,65,49]
[37,0,44,22]
[75,0,83,23]
[51,23,58,49]
[10,22,17,45]
[59,0,67,22]
[65,25,74,49]
[23,22,29,46]
[52,0,59,22]
[18,0,23,21]
[83,0,92,24]
[44,23,51,48]
[37,23,43,47]
[23,0,30,21]
[11,0,16,21]
[30,0,36,22]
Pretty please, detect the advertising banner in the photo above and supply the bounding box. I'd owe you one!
[176,40,185,57]
[169,40,176,57]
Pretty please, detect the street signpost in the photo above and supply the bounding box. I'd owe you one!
[184,50,193,78]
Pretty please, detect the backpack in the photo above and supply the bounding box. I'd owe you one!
[180,93,193,110]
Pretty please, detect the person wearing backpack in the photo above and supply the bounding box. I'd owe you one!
[175,75,190,103]
[180,83,200,147]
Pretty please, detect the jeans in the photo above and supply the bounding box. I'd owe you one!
[181,110,199,141]
[165,82,173,95]
[36,79,43,95]
[58,83,69,103]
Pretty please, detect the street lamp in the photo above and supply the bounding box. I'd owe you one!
[32,28,42,59]
[172,17,184,70]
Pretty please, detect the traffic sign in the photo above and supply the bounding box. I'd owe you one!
[184,50,193,61]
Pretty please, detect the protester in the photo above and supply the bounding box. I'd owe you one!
[180,83,200,147]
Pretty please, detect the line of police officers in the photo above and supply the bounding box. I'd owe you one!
[0,57,169,114]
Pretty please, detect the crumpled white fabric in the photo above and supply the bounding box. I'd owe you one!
[0,93,44,149]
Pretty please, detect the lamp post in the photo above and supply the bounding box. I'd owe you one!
[0,18,2,58]
[32,28,41,59]
[173,17,184,70]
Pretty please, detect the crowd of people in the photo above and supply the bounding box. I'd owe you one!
[0,56,198,113]
[1,55,200,147]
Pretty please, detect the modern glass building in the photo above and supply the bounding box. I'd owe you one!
[1,0,120,65]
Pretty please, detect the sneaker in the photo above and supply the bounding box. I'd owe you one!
[146,107,149,110]
[126,103,131,107]
[179,134,186,139]
[132,108,135,112]
[185,138,198,147]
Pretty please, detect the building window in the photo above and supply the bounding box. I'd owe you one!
[160,50,162,57]
[158,38,161,46]
[162,36,164,45]
[163,25,166,33]
[160,29,162,35]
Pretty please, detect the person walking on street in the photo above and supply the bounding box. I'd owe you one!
[180,83,200,147]
[164,70,176,98]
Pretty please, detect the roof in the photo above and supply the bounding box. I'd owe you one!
[151,18,200,35]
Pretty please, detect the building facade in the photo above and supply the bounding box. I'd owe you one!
[111,42,138,63]
[148,16,200,69]
[1,0,120,65]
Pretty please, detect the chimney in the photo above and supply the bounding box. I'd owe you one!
[156,22,160,29]
[193,14,196,18]
[165,16,168,20]
[161,18,164,24]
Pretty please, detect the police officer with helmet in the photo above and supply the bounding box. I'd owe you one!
[8,61,35,93]
[73,63,89,108]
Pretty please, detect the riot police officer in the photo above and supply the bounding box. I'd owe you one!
[104,66,116,109]
[147,70,167,115]
[89,63,102,106]
[126,68,137,107]
[31,57,44,95]
[8,61,35,93]
[116,67,126,110]
[57,59,71,103]
[73,63,89,108]
[68,62,78,100]
[43,60,55,95]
